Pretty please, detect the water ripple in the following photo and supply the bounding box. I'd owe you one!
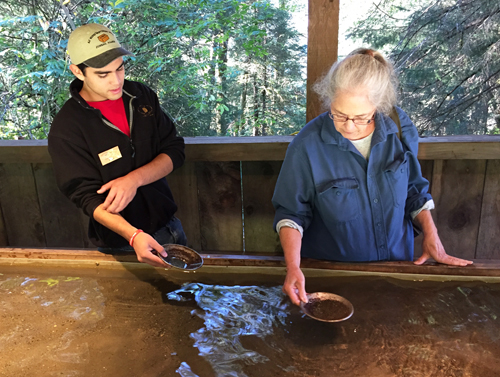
[167,283,289,377]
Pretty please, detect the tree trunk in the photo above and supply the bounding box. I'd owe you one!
[239,72,249,136]
[217,39,229,135]
[253,73,260,136]
[261,63,268,136]
[209,36,217,133]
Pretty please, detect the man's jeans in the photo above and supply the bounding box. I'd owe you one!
[98,216,187,254]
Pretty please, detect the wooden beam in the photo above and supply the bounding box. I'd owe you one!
[184,136,292,161]
[0,138,292,163]
[2,247,500,277]
[0,140,51,163]
[418,136,500,160]
[1,136,500,163]
[307,0,340,122]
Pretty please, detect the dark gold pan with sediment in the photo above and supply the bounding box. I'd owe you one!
[158,244,203,271]
[300,292,354,322]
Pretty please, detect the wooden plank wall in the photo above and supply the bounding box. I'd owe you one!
[0,201,7,246]
[0,158,283,253]
[0,163,45,247]
[196,161,243,252]
[0,140,499,260]
[241,161,283,253]
[0,162,91,248]
[477,160,500,258]
[430,160,486,260]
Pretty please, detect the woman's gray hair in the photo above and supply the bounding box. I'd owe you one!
[313,48,398,114]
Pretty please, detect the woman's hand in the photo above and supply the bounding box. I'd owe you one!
[413,209,473,266]
[414,231,473,266]
[283,266,308,306]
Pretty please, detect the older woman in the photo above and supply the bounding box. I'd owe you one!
[272,48,472,306]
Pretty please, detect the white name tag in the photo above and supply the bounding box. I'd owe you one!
[98,146,122,166]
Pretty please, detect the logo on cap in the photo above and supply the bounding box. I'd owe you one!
[98,34,109,43]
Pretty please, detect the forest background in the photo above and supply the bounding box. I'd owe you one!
[0,0,499,140]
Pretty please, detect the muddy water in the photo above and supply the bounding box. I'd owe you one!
[1,264,500,377]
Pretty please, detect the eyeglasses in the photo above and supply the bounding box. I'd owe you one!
[329,111,375,126]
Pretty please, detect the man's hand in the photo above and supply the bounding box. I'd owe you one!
[131,231,171,268]
[282,266,308,306]
[97,175,139,213]
[414,231,473,266]
[96,154,174,214]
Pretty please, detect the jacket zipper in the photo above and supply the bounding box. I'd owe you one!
[72,82,138,160]
[99,117,135,159]
[125,90,135,159]
[95,91,137,159]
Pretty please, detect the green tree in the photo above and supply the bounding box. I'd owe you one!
[348,0,500,136]
[228,0,306,136]
[0,0,71,138]
[0,0,306,139]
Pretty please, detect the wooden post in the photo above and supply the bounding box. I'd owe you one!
[307,0,340,122]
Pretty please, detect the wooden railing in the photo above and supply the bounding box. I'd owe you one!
[1,136,499,260]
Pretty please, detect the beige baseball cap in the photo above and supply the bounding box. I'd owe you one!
[67,23,133,68]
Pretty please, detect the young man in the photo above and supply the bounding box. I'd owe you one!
[48,24,186,267]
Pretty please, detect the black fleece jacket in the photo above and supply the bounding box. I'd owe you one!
[48,79,185,248]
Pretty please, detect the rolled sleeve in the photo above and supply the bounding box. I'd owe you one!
[276,219,304,237]
[411,199,435,219]
[397,107,433,217]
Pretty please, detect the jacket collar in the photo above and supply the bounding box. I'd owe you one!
[320,110,400,149]
[69,79,90,109]
[69,79,139,109]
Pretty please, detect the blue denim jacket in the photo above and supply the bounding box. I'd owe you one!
[272,107,432,262]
